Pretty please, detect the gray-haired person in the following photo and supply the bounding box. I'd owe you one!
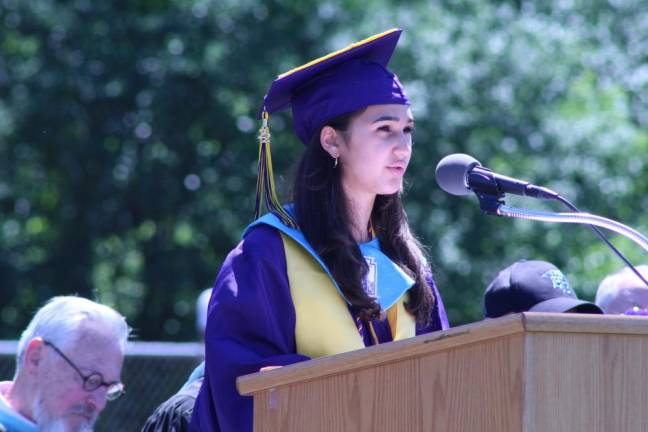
[0,296,129,432]
[596,265,648,315]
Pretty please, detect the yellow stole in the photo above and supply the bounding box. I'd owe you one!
[280,233,416,359]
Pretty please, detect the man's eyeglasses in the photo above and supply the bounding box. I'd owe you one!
[43,340,125,401]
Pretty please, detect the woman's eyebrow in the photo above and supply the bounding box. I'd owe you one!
[371,115,414,123]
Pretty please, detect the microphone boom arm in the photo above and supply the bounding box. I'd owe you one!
[495,204,648,253]
[434,152,648,284]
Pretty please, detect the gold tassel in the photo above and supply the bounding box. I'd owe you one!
[254,110,298,228]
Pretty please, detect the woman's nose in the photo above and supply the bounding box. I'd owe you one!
[394,133,412,158]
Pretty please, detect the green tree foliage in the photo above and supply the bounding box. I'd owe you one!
[1,0,646,337]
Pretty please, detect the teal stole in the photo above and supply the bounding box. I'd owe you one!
[246,212,417,358]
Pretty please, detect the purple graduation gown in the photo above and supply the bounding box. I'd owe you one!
[190,225,449,432]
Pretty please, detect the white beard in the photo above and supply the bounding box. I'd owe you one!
[32,390,95,432]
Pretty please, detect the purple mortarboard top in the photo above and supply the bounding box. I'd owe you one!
[261,28,410,145]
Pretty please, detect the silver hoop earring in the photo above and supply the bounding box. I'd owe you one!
[333,156,338,168]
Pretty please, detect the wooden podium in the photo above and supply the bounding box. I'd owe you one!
[238,313,648,431]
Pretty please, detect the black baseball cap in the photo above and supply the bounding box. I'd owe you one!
[484,260,603,318]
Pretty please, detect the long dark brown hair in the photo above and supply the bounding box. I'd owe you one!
[292,110,435,324]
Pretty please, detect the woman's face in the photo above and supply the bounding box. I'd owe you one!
[337,104,414,200]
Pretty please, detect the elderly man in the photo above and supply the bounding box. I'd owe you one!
[596,265,648,315]
[0,296,129,432]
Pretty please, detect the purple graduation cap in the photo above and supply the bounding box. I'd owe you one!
[255,28,410,226]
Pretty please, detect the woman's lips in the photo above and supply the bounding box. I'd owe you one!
[386,165,406,175]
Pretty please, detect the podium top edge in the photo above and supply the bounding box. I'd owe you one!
[237,313,648,395]
[521,311,648,334]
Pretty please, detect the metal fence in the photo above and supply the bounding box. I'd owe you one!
[0,341,204,432]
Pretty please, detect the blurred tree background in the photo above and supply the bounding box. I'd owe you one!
[1,0,647,339]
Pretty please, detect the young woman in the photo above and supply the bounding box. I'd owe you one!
[190,28,449,432]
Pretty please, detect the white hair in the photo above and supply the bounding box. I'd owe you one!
[15,296,130,373]
[595,265,648,314]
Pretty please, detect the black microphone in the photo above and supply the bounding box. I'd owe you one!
[434,153,559,200]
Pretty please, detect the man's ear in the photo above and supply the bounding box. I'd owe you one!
[23,338,45,374]
[319,126,342,159]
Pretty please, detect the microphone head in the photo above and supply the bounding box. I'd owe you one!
[435,153,481,196]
